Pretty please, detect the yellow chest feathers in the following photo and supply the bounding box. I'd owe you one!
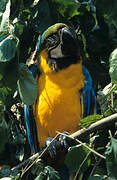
[34,50,84,147]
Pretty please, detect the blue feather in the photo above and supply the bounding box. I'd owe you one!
[24,105,35,153]
[24,65,39,154]
[37,35,43,64]
[82,66,97,117]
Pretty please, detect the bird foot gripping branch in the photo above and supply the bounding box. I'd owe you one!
[43,131,72,158]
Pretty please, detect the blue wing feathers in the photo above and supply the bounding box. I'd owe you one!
[24,105,35,153]
[24,65,39,153]
[37,35,42,64]
[29,64,38,77]
[82,66,97,117]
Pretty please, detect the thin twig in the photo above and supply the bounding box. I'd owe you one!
[74,151,91,180]
[56,131,106,159]
[111,92,114,108]
[12,152,39,171]
[108,130,112,138]
[89,158,102,177]
[13,134,59,176]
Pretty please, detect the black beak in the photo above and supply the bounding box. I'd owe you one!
[62,28,74,40]
[61,27,79,58]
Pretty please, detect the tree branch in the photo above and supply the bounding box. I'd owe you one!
[70,113,117,139]
[12,113,117,172]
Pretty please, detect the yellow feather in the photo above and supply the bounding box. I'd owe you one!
[33,50,84,148]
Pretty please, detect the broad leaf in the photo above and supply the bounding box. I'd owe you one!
[105,137,117,179]
[88,175,108,180]
[0,0,8,15]
[0,35,18,62]
[31,161,44,176]
[80,114,103,128]
[0,58,19,95]
[0,87,14,106]
[65,145,91,174]
[0,167,11,179]
[95,0,117,21]
[97,83,113,114]
[17,63,38,105]
[14,22,24,37]
[53,0,80,18]
[95,0,117,43]
[34,166,61,180]
[48,0,80,21]
[0,166,19,179]
[0,0,11,32]
[0,106,8,153]
[109,48,117,84]
[31,0,53,33]
[23,0,35,8]
[0,34,8,42]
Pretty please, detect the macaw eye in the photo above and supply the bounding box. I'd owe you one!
[46,34,60,50]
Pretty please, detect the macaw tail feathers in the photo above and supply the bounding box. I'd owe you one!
[24,65,40,154]
[24,105,39,154]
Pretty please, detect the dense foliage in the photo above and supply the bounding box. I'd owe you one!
[0,0,117,179]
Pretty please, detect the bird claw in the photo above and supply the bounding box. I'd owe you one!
[44,132,70,158]
[59,131,70,149]
[44,137,61,158]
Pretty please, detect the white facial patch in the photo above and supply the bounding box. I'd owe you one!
[50,44,64,58]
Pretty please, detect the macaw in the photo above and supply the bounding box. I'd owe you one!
[24,23,97,155]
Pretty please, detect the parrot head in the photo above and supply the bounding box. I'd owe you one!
[38,23,81,71]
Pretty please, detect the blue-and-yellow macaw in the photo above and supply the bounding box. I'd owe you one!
[24,23,97,155]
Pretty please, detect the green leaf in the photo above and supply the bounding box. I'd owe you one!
[0,87,12,105]
[105,137,117,179]
[23,0,35,8]
[0,34,8,42]
[88,175,108,180]
[15,145,24,161]
[109,48,117,83]
[65,145,91,174]
[103,109,114,117]
[0,0,11,32]
[0,0,8,15]
[31,160,44,176]
[48,0,80,20]
[0,35,18,62]
[95,0,117,21]
[31,0,53,33]
[17,63,38,105]
[0,167,11,179]
[80,114,103,128]
[0,166,19,179]
[0,109,8,153]
[97,83,113,114]
[0,61,19,102]
[95,0,117,43]
[14,22,24,37]
[35,166,61,180]
[0,65,18,90]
